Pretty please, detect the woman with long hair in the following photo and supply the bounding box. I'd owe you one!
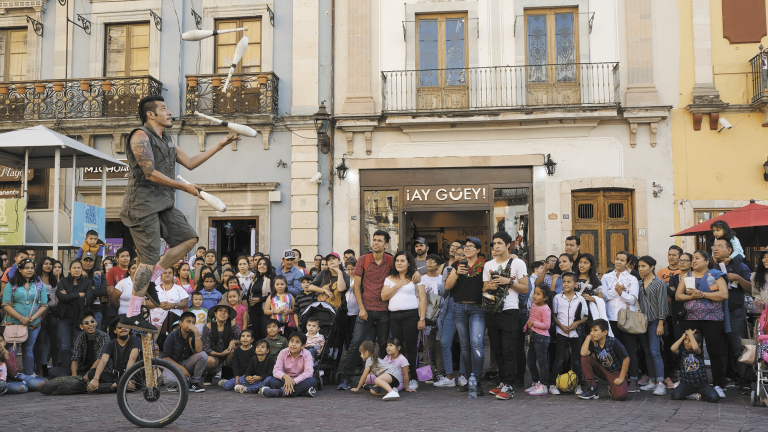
[112,260,139,315]
[33,256,59,375]
[236,257,254,292]
[675,250,728,398]
[2,258,47,376]
[383,251,427,389]
[202,304,241,384]
[636,256,668,396]
[175,262,194,294]
[576,253,611,336]
[245,256,275,338]
[55,259,94,368]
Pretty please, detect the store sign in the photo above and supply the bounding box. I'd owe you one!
[105,238,124,255]
[0,165,33,181]
[0,198,25,246]
[72,202,106,246]
[83,163,129,180]
[405,185,488,205]
[0,188,21,198]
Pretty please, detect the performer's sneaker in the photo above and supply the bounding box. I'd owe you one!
[145,282,161,307]
[117,307,159,334]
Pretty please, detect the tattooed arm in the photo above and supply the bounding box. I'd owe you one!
[175,133,240,170]
[130,130,200,197]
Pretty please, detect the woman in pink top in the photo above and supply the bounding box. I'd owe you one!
[525,284,552,395]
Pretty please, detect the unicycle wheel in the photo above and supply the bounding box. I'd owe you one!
[117,358,189,428]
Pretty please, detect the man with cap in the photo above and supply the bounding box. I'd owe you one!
[276,250,303,297]
[414,237,429,275]
[162,310,208,392]
[81,251,109,329]
[309,252,350,310]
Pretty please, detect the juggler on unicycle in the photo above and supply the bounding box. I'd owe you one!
[115,95,239,428]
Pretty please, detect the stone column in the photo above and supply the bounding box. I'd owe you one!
[691,0,723,105]
[342,0,375,114]
[292,0,320,115]
[290,132,319,259]
[625,0,660,106]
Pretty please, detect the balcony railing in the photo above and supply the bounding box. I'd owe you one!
[0,76,162,121]
[185,72,279,117]
[749,53,768,107]
[382,63,619,113]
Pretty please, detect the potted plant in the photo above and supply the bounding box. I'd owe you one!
[35,82,47,93]
[101,81,112,92]
[211,76,221,87]
[14,83,26,94]
[79,80,90,91]
[0,84,8,95]
[257,74,268,85]
[53,82,65,92]
[231,76,242,87]
[187,76,198,88]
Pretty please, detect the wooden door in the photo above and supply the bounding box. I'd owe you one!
[416,13,469,110]
[572,190,634,275]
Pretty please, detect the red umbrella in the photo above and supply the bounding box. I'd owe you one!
[672,201,768,236]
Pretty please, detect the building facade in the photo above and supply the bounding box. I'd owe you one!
[331,0,678,272]
[673,0,768,255]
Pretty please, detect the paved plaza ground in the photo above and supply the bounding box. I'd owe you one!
[4,378,767,432]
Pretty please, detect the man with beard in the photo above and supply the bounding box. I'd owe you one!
[414,237,429,275]
[86,323,141,393]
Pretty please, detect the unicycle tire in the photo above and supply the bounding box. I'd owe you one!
[117,358,189,428]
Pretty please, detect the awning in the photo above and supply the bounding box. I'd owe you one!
[672,201,768,236]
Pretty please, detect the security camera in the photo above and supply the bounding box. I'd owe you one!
[309,172,322,184]
[717,117,732,133]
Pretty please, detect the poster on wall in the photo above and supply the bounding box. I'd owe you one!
[0,198,25,246]
[209,227,217,251]
[71,202,106,247]
[105,238,124,255]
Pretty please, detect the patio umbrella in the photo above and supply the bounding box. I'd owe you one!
[671,200,768,247]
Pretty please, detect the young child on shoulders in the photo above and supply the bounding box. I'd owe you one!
[670,329,720,402]
[234,339,277,394]
[187,291,209,334]
[265,319,289,357]
[550,272,588,396]
[351,341,403,401]
[223,329,257,391]
[711,220,745,270]
[305,317,325,360]
[262,332,318,397]
[525,284,552,396]
[578,319,629,401]
[77,229,105,269]
[225,285,249,331]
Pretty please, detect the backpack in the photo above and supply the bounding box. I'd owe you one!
[39,376,88,395]
[357,252,393,296]
[481,258,515,315]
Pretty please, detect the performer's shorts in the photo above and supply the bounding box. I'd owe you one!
[121,206,198,264]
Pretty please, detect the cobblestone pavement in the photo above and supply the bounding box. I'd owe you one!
[3,378,766,432]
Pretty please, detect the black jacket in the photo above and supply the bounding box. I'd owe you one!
[56,276,95,321]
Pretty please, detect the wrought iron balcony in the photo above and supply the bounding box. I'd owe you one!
[0,76,162,121]
[750,52,768,107]
[382,63,620,113]
[185,72,279,117]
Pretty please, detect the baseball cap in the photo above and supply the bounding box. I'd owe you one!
[325,252,341,261]
[414,237,427,245]
[299,275,313,282]
[283,250,296,260]
[465,237,482,250]
[82,251,96,260]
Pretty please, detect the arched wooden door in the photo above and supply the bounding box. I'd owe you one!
[572,190,634,275]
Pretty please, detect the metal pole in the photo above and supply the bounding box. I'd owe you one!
[101,163,107,208]
[71,153,76,248]
[22,148,29,247]
[53,148,60,258]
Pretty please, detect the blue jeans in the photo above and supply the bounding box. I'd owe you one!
[639,319,665,382]
[4,373,46,393]
[342,310,390,382]
[269,376,318,396]
[92,310,103,330]
[439,297,466,377]
[223,375,275,393]
[453,303,485,378]
[58,319,83,367]
[527,333,550,384]
[7,325,42,375]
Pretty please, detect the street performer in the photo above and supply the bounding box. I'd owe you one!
[118,95,239,333]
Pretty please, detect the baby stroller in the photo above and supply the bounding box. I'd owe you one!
[751,300,768,407]
[299,301,339,390]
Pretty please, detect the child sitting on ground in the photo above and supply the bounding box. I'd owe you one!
[305,317,325,360]
[670,329,720,402]
[76,229,105,270]
[265,319,289,357]
[578,319,629,401]
[351,341,403,401]
[223,329,257,391]
[262,332,318,397]
[371,337,413,395]
[188,291,209,334]
[234,339,276,394]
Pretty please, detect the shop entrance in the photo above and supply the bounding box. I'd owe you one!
[404,210,489,261]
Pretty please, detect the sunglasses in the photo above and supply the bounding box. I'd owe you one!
[82,320,97,325]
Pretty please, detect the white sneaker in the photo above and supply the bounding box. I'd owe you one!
[641,382,657,391]
[549,385,561,395]
[409,379,419,390]
[383,389,400,401]
[525,383,537,394]
[426,374,442,385]
[574,385,583,395]
[433,376,456,387]
[458,376,468,386]
[234,385,246,394]
[653,382,667,396]
[714,386,726,399]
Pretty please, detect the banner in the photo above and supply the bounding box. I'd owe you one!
[72,202,106,247]
[105,238,123,255]
[208,227,217,250]
[0,198,24,246]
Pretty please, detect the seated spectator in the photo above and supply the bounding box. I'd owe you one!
[222,329,256,391]
[670,329,719,403]
[233,339,276,393]
[86,325,141,393]
[374,337,412,395]
[152,268,190,348]
[49,312,109,379]
[187,291,208,334]
[265,319,289,356]
[0,335,45,393]
[196,273,222,311]
[305,317,325,359]
[262,332,318,397]
[2,258,47,376]
[202,304,241,384]
[351,340,402,400]
[578,319,629,401]
[162,311,207,393]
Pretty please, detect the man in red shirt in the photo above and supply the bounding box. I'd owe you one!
[104,248,132,330]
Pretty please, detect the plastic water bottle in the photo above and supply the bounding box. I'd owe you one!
[707,274,717,291]
[468,373,477,399]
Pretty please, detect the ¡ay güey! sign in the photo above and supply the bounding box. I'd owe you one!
[405,185,487,205]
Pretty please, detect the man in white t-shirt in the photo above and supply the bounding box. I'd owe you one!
[420,254,444,381]
[482,231,528,401]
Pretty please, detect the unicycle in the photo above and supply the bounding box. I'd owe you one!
[117,331,189,428]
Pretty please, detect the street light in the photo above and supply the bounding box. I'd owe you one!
[313,101,331,154]
[336,157,349,180]
[544,154,557,176]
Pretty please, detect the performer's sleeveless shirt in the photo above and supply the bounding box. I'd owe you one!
[121,126,177,219]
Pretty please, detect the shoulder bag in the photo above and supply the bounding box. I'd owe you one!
[414,281,442,326]
[617,294,648,334]
[3,282,40,349]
